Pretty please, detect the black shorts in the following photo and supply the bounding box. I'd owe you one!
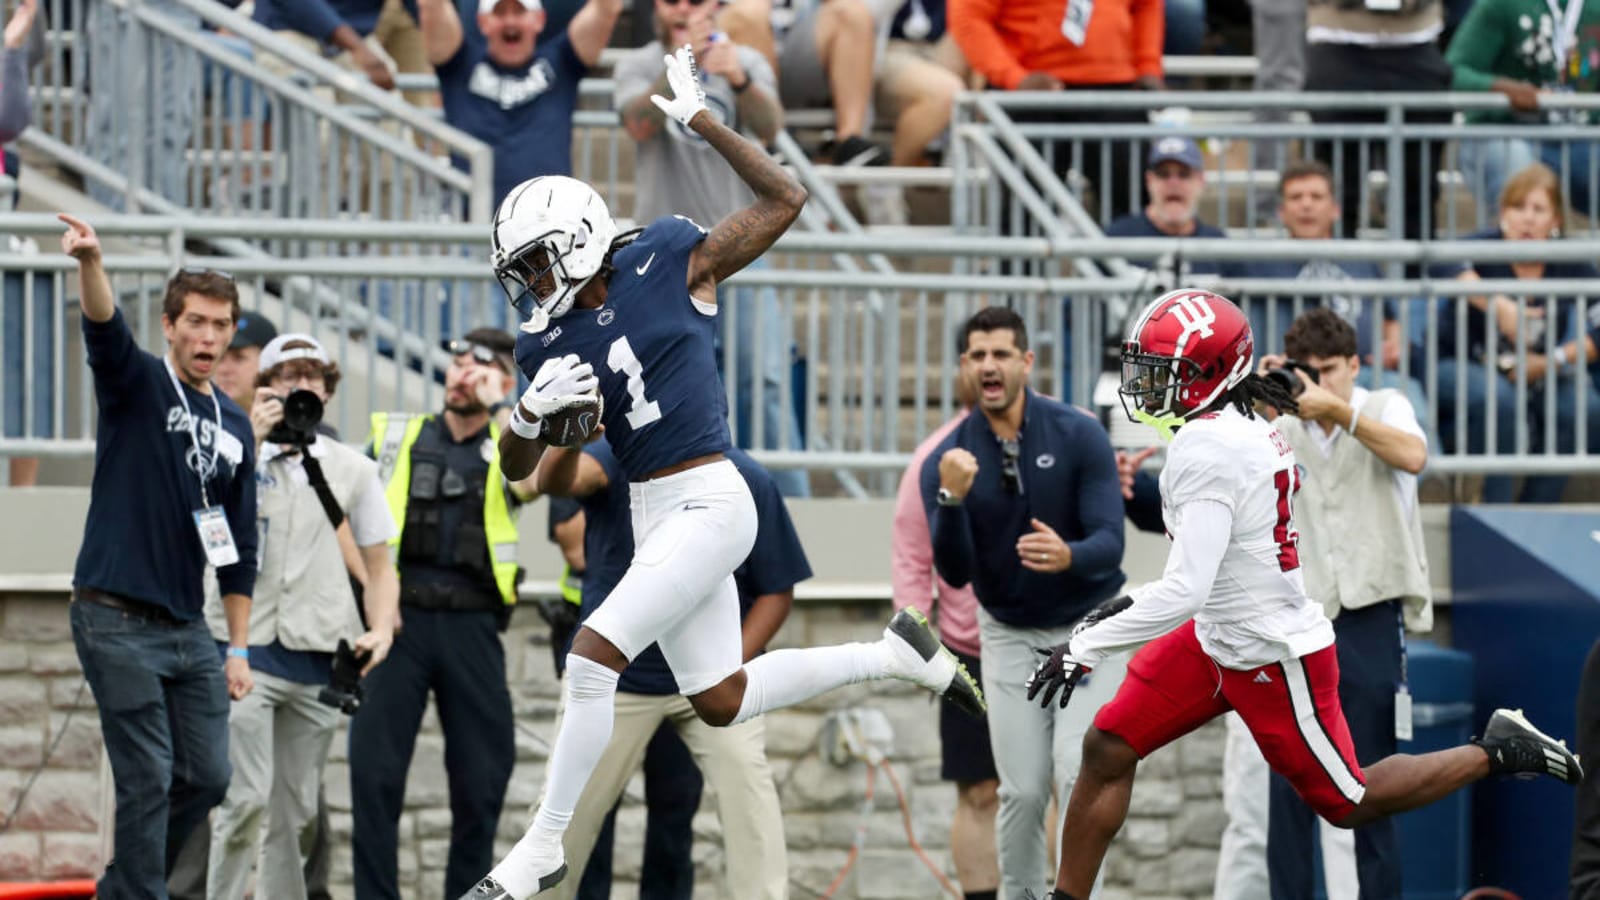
[940,649,998,784]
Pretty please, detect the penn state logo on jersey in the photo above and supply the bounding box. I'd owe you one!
[469,58,557,110]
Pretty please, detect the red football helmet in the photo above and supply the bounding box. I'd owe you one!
[1119,289,1255,424]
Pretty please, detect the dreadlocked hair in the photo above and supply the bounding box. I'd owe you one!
[1222,373,1300,419]
[598,227,647,283]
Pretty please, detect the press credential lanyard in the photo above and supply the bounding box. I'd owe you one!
[164,355,222,507]
[165,357,240,567]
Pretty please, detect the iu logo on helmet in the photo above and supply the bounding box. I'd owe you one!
[1168,291,1217,356]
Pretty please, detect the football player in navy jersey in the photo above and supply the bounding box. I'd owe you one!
[460,47,985,900]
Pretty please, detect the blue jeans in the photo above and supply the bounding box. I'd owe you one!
[1434,358,1519,502]
[716,257,809,497]
[1519,377,1600,503]
[71,599,232,900]
[3,271,55,438]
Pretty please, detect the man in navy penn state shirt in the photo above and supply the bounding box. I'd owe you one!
[544,441,804,900]
[418,0,622,205]
[923,305,1127,900]
[60,213,258,900]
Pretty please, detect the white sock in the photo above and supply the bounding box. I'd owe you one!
[491,655,618,897]
[731,642,891,725]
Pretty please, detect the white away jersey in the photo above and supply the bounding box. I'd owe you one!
[1158,406,1334,669]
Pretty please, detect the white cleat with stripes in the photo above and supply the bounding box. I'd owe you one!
[1475,708,1584,785]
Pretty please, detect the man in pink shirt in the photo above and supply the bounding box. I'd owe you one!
[893,373,998,900]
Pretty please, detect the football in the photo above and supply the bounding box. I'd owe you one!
[541,388,603,448]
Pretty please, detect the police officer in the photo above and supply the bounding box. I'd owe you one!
[349,328,537,900]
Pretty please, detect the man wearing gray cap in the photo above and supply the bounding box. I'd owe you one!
[1104,136,1245,286]
[417,0,622,205]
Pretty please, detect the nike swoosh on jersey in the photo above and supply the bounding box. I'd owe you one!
[635,253,656,276]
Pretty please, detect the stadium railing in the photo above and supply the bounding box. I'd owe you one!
[952,90,1600,238]
[0,214,1593,486]
[27,0,493,222]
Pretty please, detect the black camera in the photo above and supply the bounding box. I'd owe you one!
[1263,359,1321,399]
[264,389,324,445]
[317,638,370,715]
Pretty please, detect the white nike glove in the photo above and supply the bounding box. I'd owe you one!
[522,354,598,419]
[650,44,708,128]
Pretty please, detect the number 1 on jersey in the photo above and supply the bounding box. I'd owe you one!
[1272,467,1301,572]
[607,336,662,429]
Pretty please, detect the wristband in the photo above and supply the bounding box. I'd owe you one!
[226,646,249,660]
[508,405,542,439]
[730,73,751,93]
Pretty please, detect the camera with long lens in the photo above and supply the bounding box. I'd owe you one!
[1263,358,1321,399]
[317,638,370,715]
[264,389,324,445]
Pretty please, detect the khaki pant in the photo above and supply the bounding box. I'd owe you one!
[545,691,789,900]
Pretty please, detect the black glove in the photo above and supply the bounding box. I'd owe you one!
[1026,644,1093,710]
[1069,594,1133,641]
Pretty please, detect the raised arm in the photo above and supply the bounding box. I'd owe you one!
[417,0,465,67]
[59,214,114,323]
[649,46,806,301]
[567,0,624,67]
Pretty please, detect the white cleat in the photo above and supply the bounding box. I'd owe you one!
[884,608,987,717]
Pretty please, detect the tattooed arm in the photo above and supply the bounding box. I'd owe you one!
[684,110,807,304]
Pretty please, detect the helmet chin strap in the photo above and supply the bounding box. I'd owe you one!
[1134,408,1184,443]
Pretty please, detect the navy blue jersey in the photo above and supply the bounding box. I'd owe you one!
[515,216,732,481]
[573,441,811,695]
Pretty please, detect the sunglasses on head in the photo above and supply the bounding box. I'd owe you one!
[662,0,714,7]
[449,339,512,371]
[999,438,1022,495]
[175,265,236,282]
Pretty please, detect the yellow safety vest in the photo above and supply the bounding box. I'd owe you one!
[370,412,520,606]
[559,563,582,606]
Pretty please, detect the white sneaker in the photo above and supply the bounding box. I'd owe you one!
[883,608,986,716]
[459,828,568,899]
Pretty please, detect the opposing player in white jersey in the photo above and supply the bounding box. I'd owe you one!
[460,46,984,900]
[1023,289,1582,900]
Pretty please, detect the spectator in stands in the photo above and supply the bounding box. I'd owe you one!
[886,0,970,83]
[894,368,1001,900]
[1303,0,1451,249]
[1247,160,1427,417]
[419,0,623,205]
[1105,136,1253,286]
[349,329,540,900]
[924,306,1127,900]
[721,0,892,167]
[2,0,43,487]
[251,0,425,95]
[213,311,279,412]
[1446,0,1600,225]
[533,439,800,900]
[1259,308,1433,900]
[206,334,400,900]
[867,0,965,224]
[86,0,201,209]
[1165,0,1208,55]
[615,0,810,496]
[949,0,1164,221]
[60,214,257,899]
[1444,162,1600,502]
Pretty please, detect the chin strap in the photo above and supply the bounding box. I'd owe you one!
[1133,408,1184,442]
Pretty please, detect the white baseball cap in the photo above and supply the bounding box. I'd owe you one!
[259,333,330,372]
[480,0,542,14]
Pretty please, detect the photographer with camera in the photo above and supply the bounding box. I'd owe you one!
[205,333,401,900]
[1212,308,1432,900]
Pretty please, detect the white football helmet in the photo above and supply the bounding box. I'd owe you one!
[491,175,619,331]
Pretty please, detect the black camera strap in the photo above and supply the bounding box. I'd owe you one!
[298,451,369,629]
